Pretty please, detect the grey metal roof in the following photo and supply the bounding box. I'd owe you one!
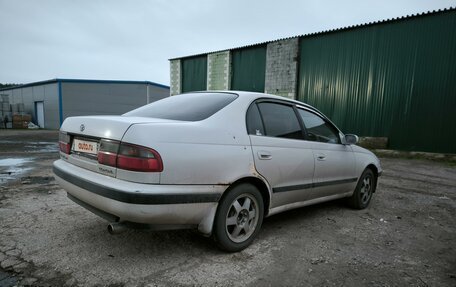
[169,6,455,60]
[0,78,169,92]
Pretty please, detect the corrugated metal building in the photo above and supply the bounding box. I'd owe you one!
[0,79,170,130]
[169,8,456,154]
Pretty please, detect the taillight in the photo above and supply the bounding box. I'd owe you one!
[98,140,119,166]
[97,140,163,172]
[59,132,70,154]
[117,143,163,172]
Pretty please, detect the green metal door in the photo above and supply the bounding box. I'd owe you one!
[297,10,456,153]
[231,46,266,92]
[181,56,207,93]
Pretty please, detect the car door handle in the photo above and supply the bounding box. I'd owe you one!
[257,151,272,160]
[316,153,326,161]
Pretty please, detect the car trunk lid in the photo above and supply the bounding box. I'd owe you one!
[59,116,175,181]
[60,116,171,140]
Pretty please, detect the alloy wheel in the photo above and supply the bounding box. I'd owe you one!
[360,175,372,205]
[225,193,259,243]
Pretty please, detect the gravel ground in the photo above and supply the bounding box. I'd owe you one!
[0,130,455,286]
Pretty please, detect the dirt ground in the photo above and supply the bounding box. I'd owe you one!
[0,130,455,287]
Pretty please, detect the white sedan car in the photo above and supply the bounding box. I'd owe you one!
[53,91,382,252]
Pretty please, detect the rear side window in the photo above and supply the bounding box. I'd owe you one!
[257,102,304,140]
[246,104,265,136]
[123,93,238,121]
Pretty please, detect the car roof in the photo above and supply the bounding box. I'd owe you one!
[186,90,325,117]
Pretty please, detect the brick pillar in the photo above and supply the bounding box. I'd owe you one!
[265,38,299,99]
[170,59,181,96]
[207,51,230,90]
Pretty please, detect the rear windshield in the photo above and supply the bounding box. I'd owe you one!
[123,93,238,121]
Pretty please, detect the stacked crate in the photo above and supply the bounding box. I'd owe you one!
[0,95,32,129]
[12,103,31,129]
[0,95,2,127]
[12,113,32,129]
[1,94,12,128]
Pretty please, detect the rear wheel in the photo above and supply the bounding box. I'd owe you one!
[213,183,264,252]
[347,169,376,209]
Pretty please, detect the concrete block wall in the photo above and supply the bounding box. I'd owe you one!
[170,37,300,98]
[170,59,181,96]
[207,51,230,90]
[264,38,299,99]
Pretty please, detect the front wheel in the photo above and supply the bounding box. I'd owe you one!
[213,183,264,252]
[347,168,377,209]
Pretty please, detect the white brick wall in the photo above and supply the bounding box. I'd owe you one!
[265,38,299,99]
[170,60,181,96]
[207,51,230,90]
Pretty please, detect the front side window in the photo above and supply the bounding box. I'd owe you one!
[257,102,304,140]
[298,109,340,144]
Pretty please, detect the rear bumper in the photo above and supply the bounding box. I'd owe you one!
[53,159,226,235]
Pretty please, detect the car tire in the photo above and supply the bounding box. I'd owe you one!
[213,183,264,252]
[347,168,377,209]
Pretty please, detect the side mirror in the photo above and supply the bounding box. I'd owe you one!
[344,134,359,145]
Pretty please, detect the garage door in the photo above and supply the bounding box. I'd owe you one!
[231,46,266,92]
[181,56,207,93]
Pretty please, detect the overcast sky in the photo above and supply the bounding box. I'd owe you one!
[1,0,455,86]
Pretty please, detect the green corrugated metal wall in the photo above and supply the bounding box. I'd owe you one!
[298,10,456,153]
[231,46,266,92]
[181,56,207,93]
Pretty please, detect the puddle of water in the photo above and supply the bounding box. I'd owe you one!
[0,140,55,144]
[0,158,32,166]
[24,144,59,153]
[35,141,57,145]
[0,158,34,184]
[0,140,58,153]
[0,269,17,287]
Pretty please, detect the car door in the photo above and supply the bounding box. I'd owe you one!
[246,101,315,208]
[297,108,356,198]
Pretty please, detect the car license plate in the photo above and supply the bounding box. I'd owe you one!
[73,139,98,155]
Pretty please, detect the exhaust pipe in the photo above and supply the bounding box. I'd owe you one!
[107,222,128,235]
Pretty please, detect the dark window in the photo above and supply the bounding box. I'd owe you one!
[298,109,340,144]
[123,93,238,121]
[257,102,304,140]
[246,104,265,136]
